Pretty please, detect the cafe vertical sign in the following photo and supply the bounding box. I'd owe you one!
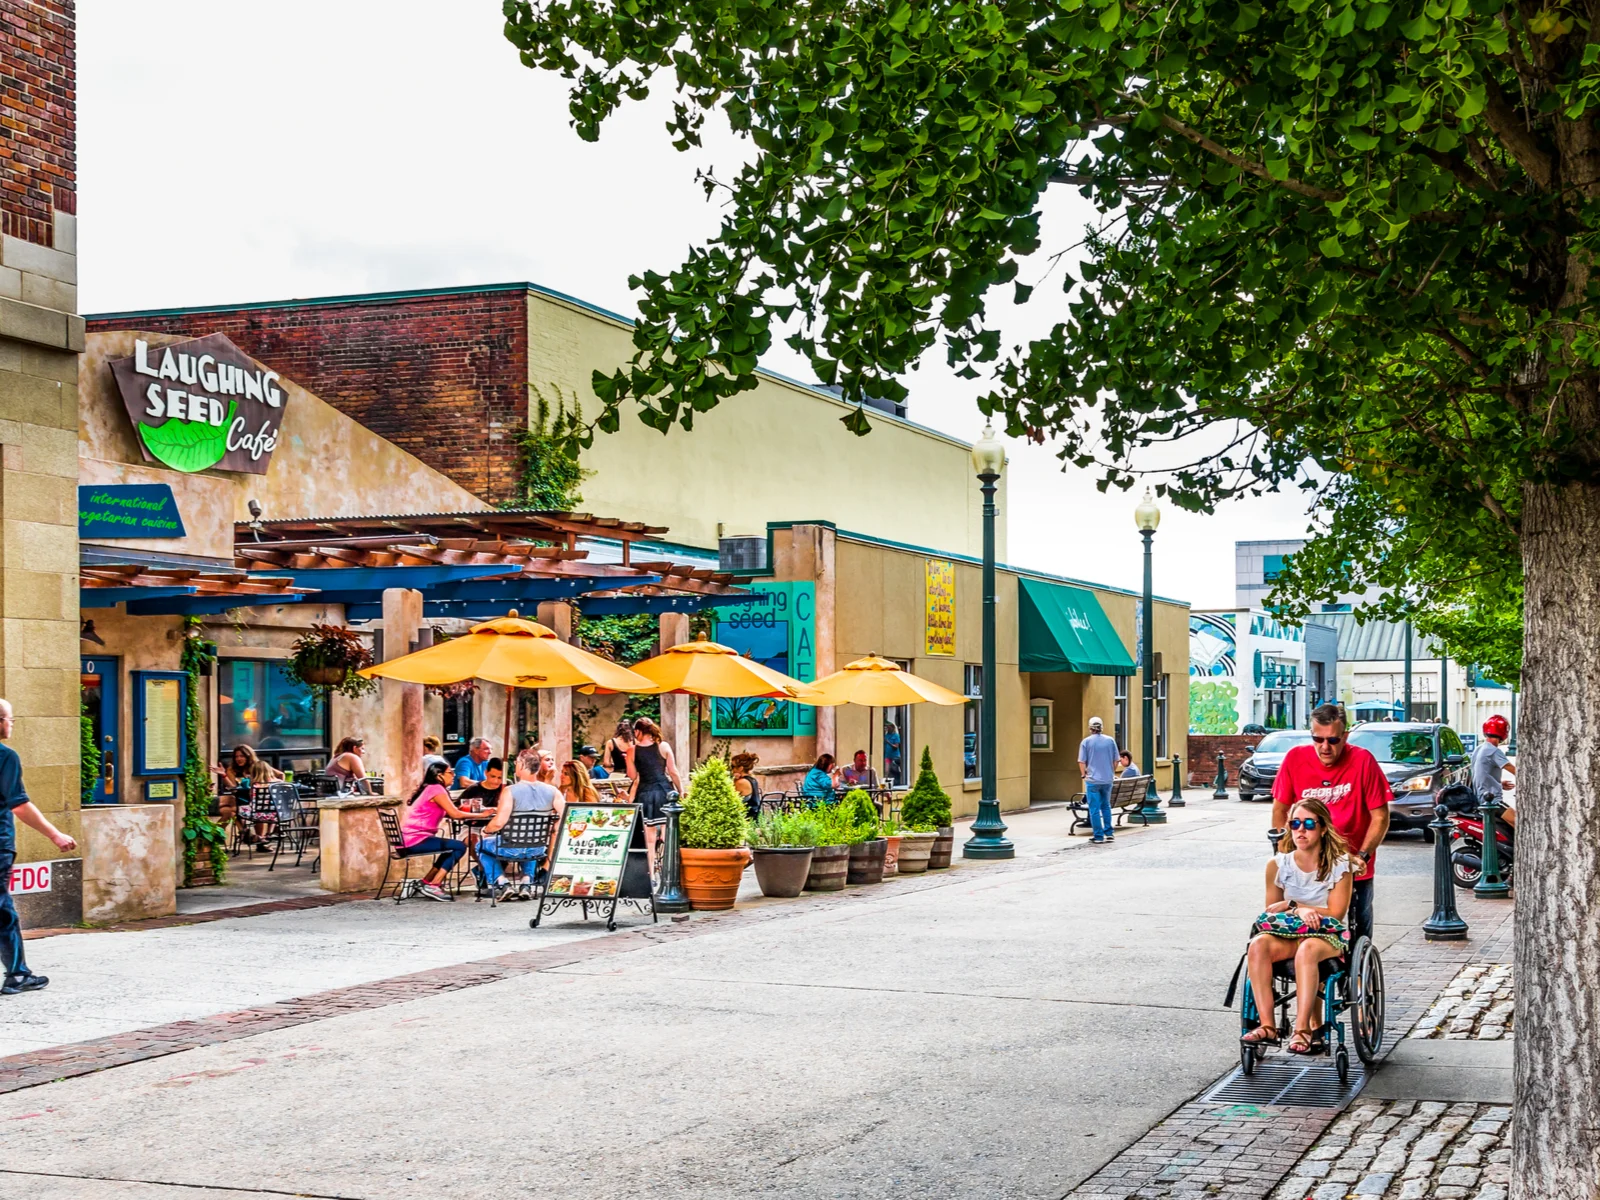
[109,334,288,474]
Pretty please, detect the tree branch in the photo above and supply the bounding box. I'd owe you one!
[1480,75,1555,190]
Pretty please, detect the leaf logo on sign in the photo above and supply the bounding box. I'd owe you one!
[138,401,236,474]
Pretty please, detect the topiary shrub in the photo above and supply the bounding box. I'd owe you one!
[838,788,880,836]
[900,746,952,831]
[680,757,749,849]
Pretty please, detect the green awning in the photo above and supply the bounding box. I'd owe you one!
[1018,578,1137,676]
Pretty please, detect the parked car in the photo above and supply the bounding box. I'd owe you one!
[1237,731,1314,802]
[1345,721,1472,841]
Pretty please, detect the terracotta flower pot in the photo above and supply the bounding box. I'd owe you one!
[679,846,751,911]
[896,830,936,874]
[751,846,813,898]
[804,843,851,891]
[846,837,888,885]
[929,825,955,869]
[883,835,902,876]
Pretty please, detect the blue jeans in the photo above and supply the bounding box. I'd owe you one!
[476,835,544,886]
[405,836,465,874]
[0,853,29,980]
[1086,781,1113,839]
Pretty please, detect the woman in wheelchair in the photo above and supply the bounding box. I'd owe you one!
[1242,798,1355,1055]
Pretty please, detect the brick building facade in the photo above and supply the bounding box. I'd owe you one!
[87,287,532,506]
[2,0,83,925]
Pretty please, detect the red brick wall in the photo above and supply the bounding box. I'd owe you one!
[87,291,530,504]
[1,0,73,246]
[1186,733,1266,788]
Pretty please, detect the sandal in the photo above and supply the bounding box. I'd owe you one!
[1287,1030,1315,1055]
[1241,1026,1279,1046]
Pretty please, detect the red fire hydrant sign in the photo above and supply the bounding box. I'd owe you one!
[7,861,51,895]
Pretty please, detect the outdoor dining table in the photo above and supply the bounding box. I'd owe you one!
[445,807,493,895]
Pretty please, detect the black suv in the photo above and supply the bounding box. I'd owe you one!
[1346,722,1472,841]
[1237,730,1314,803]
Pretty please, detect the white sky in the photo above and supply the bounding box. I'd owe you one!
[77,1,1311,607]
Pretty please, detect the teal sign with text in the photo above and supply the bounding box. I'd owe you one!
[710,581,816,737]
[78,484,186,539]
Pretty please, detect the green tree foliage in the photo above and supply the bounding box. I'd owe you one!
[900,746,952,830]
[680,756,749,848]
[80,703,101,807]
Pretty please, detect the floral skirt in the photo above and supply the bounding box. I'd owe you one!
[1252,909,1348,953]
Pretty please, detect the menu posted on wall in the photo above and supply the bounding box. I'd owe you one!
[546,805,638,900]
[142,676,183,773]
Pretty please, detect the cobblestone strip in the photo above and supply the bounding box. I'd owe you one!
[0,820,1227,1096]
[1407,964,1514,1040]
[22,892,374,941]
[1270,1099,1510,1200]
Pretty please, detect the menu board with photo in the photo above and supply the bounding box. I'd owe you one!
[545,804,638,902]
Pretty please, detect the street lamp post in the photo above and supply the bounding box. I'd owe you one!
[963,425,1014,860]
[1134,489,1166,824]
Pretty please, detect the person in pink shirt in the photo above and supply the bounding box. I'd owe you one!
[400,761,475,901]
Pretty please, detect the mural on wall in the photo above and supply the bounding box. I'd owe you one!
[1189,613,1240,734]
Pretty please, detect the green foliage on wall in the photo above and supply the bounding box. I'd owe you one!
[508,384,589,510]
[180,621,227,887]
[80,704,100,807]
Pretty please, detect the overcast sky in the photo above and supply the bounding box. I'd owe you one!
[77,1,1312,607]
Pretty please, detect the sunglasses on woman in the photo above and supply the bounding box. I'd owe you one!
[1289,817,1320,831]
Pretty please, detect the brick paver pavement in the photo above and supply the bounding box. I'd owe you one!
[21,891,372,941]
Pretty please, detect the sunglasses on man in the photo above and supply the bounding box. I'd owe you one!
[1311,735,1343,746]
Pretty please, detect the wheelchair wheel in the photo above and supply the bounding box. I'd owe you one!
[1241,1041,1256,1076]
[1349,936,1386,1065]
[1335,1045,1350,1085]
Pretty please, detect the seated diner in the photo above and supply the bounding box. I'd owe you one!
[398,761,477,902]
[458,758,506,809]
[326,736,369,792]
[801,754,836,801]
[476,749,561,902]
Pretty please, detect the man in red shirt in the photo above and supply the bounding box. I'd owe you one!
[1271,702,1391,944]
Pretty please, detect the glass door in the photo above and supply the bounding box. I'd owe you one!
[883,662,911,789]
[80,656,119,804]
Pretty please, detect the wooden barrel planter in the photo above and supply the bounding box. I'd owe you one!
[846,837,888,885]
[928,826,955,870]
[751,847,813,898]
[882,835,902,877]
[896,830,936,874]
[804,843,851,891]
[680,847,751,911]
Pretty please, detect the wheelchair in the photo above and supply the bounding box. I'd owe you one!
[1225,829,1386,1085]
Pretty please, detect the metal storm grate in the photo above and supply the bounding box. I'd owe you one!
[1203,1058,1365,1108]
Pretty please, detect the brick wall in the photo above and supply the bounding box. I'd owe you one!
[0,0,74,247]
[1185,733,1265,788]
[87,291,531,505]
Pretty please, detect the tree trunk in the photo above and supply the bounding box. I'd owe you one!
[1513,472,1600,1199]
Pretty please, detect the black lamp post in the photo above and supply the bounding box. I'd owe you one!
[963,425,1014,860]
[1134,489,1166,823]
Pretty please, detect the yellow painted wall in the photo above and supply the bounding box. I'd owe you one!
[524,290,1005,560]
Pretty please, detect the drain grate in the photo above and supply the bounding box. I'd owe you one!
[1204,1057,1365,1108]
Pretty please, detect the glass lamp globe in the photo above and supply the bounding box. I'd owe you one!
[971,425,1005,477]
[1134,487,1161,533]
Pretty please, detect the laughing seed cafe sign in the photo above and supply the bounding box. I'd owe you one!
[109,333,287,475]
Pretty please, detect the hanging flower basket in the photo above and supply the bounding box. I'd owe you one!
[284,625,378,699]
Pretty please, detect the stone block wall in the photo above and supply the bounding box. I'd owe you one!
[1,0,82,924]
[1185,733,1265,788]
[86,288,531,505]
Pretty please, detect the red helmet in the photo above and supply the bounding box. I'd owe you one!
[1483,714,1510,740]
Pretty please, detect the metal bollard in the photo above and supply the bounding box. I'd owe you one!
[1423,802,1469,940]
[1169,755,1185,806]
[1212,750,1229,800]
[1474,794,1511,899]
[654,793,692,914]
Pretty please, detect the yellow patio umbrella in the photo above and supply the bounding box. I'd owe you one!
[791,655,966,789]
[584,634,820,698]
[360,613,655,756]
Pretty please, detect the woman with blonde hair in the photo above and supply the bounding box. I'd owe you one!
[1241,796,1356,1055]
[560,760,601,809]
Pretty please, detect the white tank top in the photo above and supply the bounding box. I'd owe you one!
[1273,852,1350,906]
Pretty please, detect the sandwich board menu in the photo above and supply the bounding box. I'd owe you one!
[531,803,653,932]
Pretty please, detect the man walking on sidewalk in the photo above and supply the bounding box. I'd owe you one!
[1,698,77,996]
[1078,716,1120,844]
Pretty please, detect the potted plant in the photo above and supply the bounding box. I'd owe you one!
[902,746,954,869]
[284,624,378,698]
[747,810,817,898]
[881,813,903,877]
[678,757,752,910]
[839,788,888,884]
[804,805,852,892]
[897,823,938,873]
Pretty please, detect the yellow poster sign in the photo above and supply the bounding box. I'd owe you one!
[924,559,956,656]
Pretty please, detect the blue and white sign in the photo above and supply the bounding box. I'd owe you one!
[78,484,186,539]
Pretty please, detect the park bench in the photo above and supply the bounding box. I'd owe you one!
[1067,775,1155,836]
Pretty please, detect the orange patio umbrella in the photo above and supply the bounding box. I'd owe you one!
[790,655,966,788]
[583,634,819,698]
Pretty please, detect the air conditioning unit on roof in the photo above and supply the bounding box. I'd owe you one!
[719,536,767,573]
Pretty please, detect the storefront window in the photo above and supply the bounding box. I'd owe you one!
[883,661,911,789]
[1156,674,1169,760]
[1114,675,1129,751]
[217,659,329,774]
[963,664,982,783]
[443,692,474,762]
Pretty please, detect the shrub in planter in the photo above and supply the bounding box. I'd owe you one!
[805,804,854,891]
[837,788,887,884]
[679,757,751,910]
[900,746,952,830]
[747,810,816,898]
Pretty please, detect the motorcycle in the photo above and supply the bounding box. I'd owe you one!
[1446,786,1515,891]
